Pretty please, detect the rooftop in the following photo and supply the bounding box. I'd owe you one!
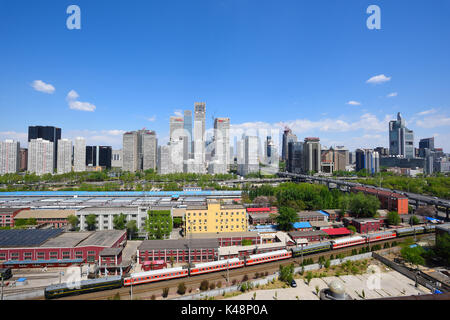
[40,232,92,248]
[15,209,77,219]
[76,230,126,247]
[189,231,260,239]
[288,230,328,237]
[0,229,64,247]
[323,228,351,236]
[138,238,219,251]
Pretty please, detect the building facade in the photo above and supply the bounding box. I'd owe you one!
[28,126,61,170]
[74,137,86,172]
[28,138,54,175]
[57,139,72,174]
[389,112,414,158]
[0,140,20,174]
[185,200,247,234]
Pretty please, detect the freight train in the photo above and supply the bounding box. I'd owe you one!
[44,225,435,299]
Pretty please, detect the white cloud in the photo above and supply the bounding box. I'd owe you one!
[387,92,398,98]
[347,101,361,106]
[417,108,437,116]
[366,74,391,84]
[416,116,450,128]
[31,80,55,94]
[147,115,157,122]
[68,100,96,112]
[67,90,79,100]
[174,110,183,117]
[66,90,96,112]
[0,131,28,146]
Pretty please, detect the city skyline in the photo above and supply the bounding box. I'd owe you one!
[1,1,449,151]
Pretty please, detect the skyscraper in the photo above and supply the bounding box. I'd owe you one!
[282,127,297,162]
[184,110,193,154]
[28,126,61,170]
[170,116,185,142]
[123,131,139,172]
[389,112,414,158]
[304,137,321,173]
[193,102,206,173]
[57,139,72,174]
[241,136,259,176]
[419,137,435,158]
[123,130,157,172]
[356,149,380,174]
[211,117,230,174]
[74,137,86,172]
[0,140,20,174]
[28,138,54,175]
[142,131,157,171]
[287,141,303,173]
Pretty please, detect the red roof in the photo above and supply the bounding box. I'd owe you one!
[323,228,351,236]
[247,208,271,213]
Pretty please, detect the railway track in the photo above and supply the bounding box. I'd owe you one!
[53,234,430,300]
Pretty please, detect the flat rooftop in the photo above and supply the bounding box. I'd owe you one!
[76,230,126,247]
[40,232,92,248]
[15,209,77,219]
[138,238,219,251]
[189,232,261,239]
[0,229,64,247]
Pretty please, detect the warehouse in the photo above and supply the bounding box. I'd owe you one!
[288,230,329,243]
[189,231,263,247]
[0,229,127,268]
[14,209,76,228]
[297,211,328,222]
[0,208,28,227]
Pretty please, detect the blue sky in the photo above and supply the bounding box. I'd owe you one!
[0,0,449,151]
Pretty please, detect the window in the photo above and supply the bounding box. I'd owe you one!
[24,252,32,260]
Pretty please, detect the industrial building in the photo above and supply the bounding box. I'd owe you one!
[0,229,127,268]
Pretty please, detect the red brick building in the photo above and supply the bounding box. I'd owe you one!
[344,218,382,233]
[0,208,28,227]
[351,186,409,214]
[288,230,329,243]
[137,239,219,264]
[14,209,76,228]
[247,207,279,225]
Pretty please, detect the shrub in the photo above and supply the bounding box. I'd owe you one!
[232,279,237,286]
[151,294,156,300]
[177,282,186,295]
[265,271,268,276]
[200,280,209,291]
[209,282,216,290]
[242,274,249,282]
[254,272,260,279]
[216,281,222,288]
[162,287,169,298]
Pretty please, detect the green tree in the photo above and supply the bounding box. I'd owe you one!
[401,245,425,267]
[387,211,401,226]
[113,213,127,230]
[409,215,420,226]
[276,207,298,231]
[279,263,295,284]
[126,220,137,239]
[347,225,357,234]
[67,215,79,230]
[434,233,450,266]
[86,214,97,231]
[348,192,380,218]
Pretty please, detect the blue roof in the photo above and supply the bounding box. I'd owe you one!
[0,191,242,197]
[319,210,329,216]
[292,222,312,229]
[17,278,27,282]
[2,259,83,265]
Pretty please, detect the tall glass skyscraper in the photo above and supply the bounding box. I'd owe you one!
[28,126,61,169]
[389,113,414,158]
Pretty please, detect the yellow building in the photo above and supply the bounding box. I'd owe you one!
[185,200,247,234]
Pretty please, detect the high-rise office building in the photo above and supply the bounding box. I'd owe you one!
[170,116,185,142]
[142,131,157,171]
[28,126,61,170]
[193,102,206,173]
[241,136,259,176]
[57,139,72,174]
[157,145,171,175]
[321,146,349,173]
[389,113,414,158]
[419,137,435,158]
[184,110,193,154]
[0,140,20,174]
[356,149,380,174]
[86,146,97,167]
[287,141,303,173]
[123,130,157,172]
[282,127,297,162]
[304,137,321,173]
[211,118,230,174]
[98,146,112,169]
[73,137,86,172]
[28,138,54,175]
[123,131,139,172]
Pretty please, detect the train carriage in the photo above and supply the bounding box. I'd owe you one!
[245,249,292,266]
[123,267,188,286]
[395,226,425,237]
[190,258,244,276]
[331,236,366,249]
[291,242,332,258]
[366,231,397,243]
[424,225,436,233]
[44,275,123,299]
